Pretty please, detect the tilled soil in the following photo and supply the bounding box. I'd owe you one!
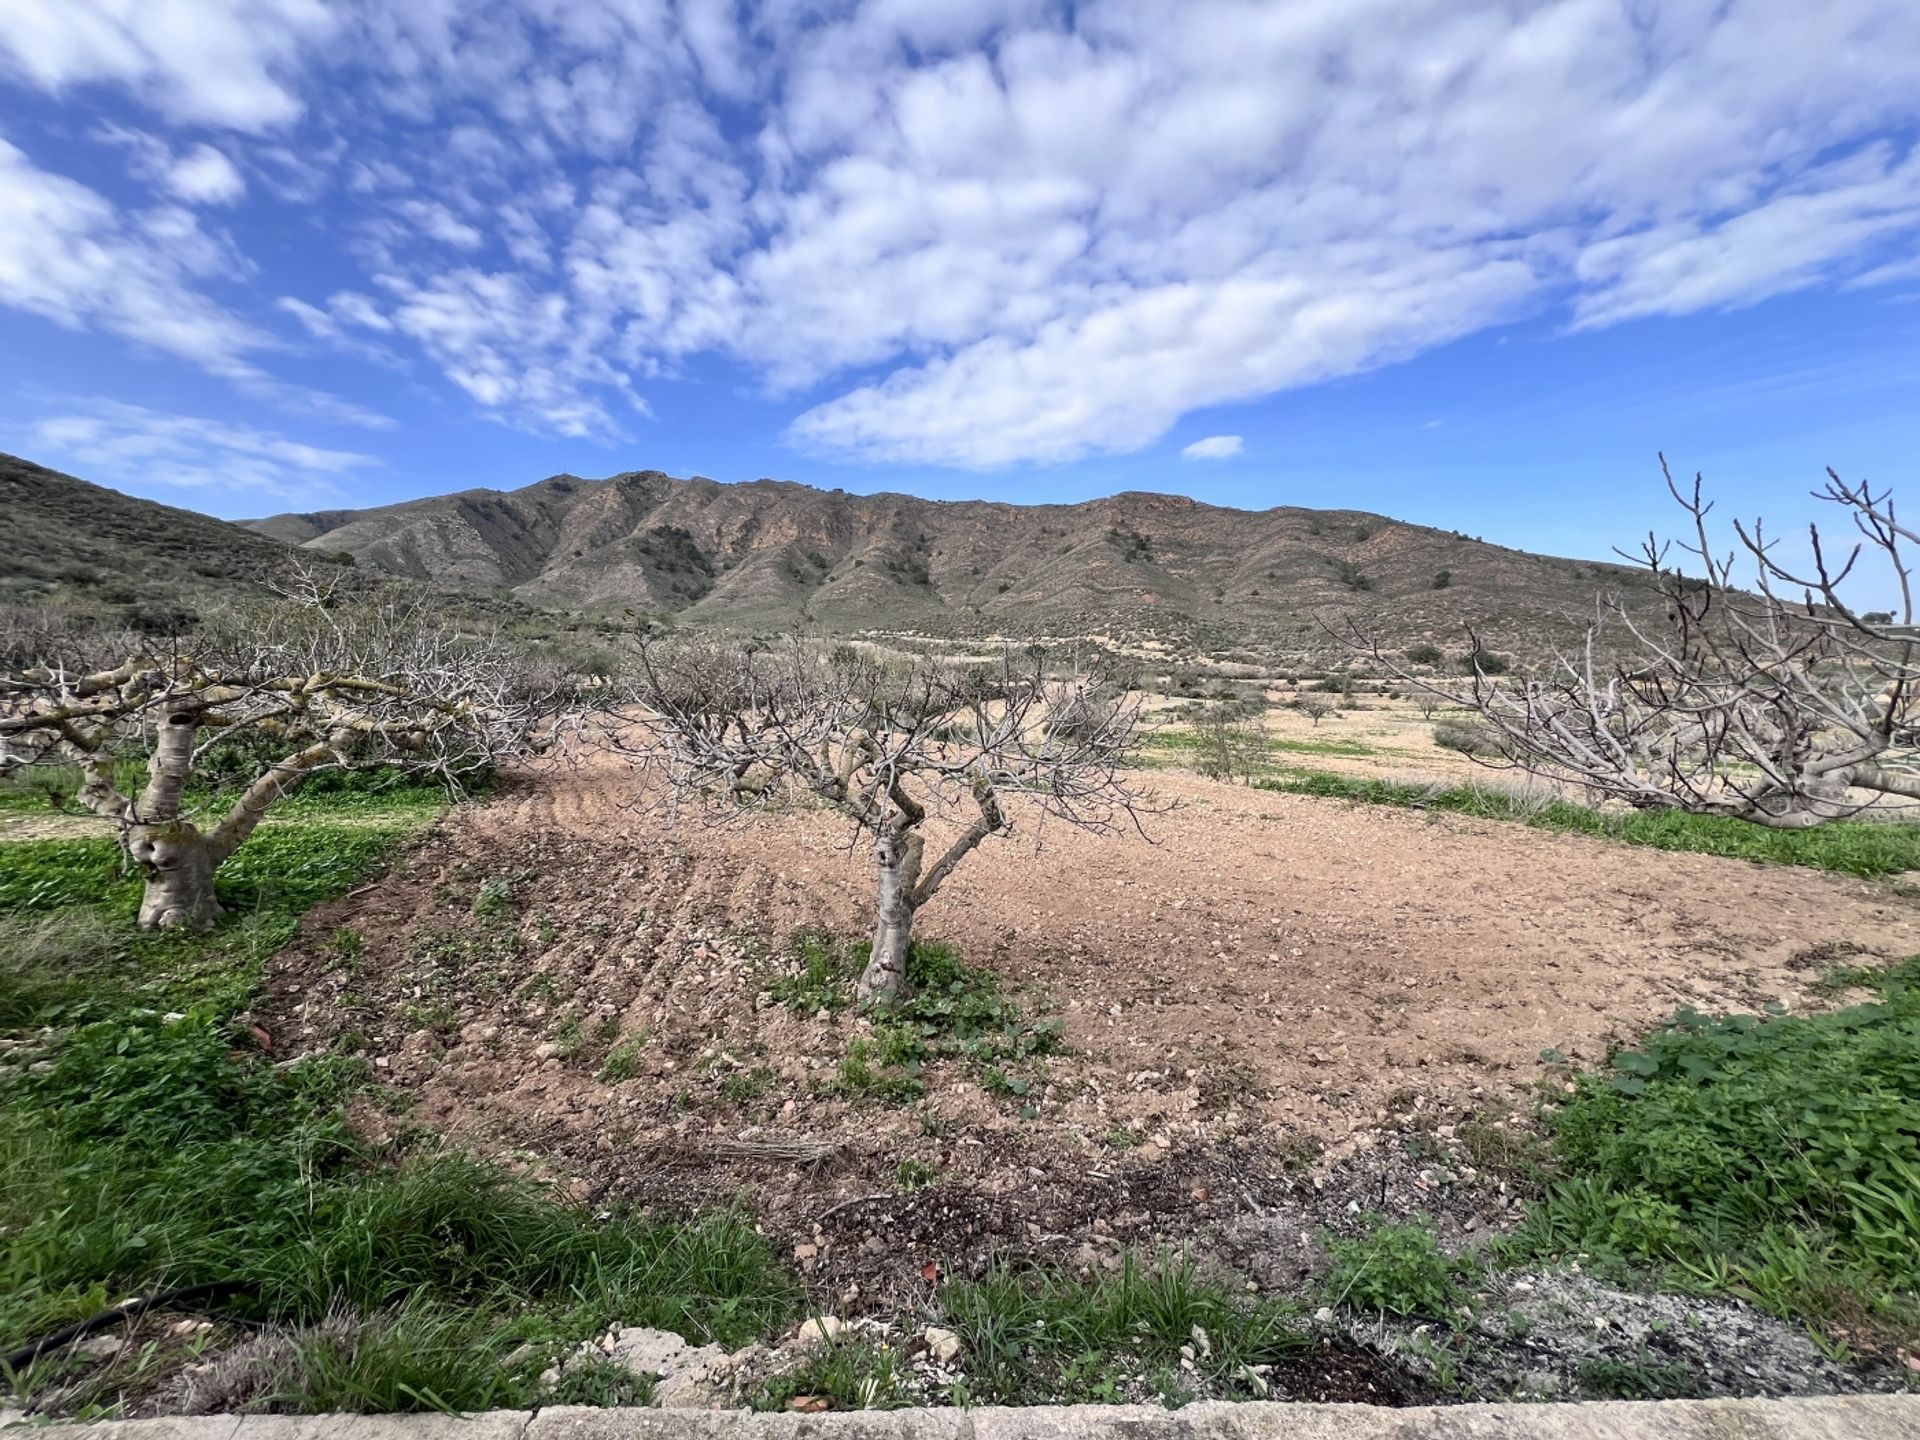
[258,748,1918,1316]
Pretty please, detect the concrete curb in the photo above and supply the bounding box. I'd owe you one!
[27,1396,1920,1440]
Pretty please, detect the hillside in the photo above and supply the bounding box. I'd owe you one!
[249,468,1651,656]
[0,452,311,625]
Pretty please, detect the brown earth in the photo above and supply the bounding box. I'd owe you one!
[258,743,1920,1308]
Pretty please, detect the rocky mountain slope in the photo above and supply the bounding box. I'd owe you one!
[248,468,1648,654]
[2,452,310,624]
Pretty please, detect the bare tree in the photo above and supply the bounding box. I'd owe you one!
[1411,692,1443,721]
[601,638,1152,1002]
[1294,693,1340,727]
[1193,699,1267,783]
[1351,460,1920,828]
[0,576,552,929]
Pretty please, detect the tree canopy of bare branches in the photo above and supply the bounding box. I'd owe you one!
[600,638,1152,1001]
[0,574,553,930]
[1351,460,1920,829]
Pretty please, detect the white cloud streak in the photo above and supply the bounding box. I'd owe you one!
[166,143,246,204]
[28,398,376,500]
[0,137,263,374]
[1181,435,1243,461]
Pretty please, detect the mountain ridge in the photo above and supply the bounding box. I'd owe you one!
[243,467,1650,654]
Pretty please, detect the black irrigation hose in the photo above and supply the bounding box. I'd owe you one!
[2,1280,258,1372]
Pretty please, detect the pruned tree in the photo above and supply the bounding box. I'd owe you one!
[600,638,1152,1002]
[0,576,552,929]
[1349,459,1920,828]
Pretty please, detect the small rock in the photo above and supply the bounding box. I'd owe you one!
[788,1315,846,1348]
[922,1327,962,1364]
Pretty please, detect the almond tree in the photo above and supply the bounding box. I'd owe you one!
[0,580,550,930]
[606,639,1151,1002]
[1353,460,1920,828]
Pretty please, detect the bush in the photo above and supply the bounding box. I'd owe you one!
[1403,643,1444,666]
[1432,720,1505,757]
[1322,1219,1461,1316]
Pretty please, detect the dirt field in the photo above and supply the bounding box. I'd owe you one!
[257,727,1920,1311]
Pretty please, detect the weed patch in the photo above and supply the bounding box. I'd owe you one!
[1322,1219,1463,1317]
[781,938,1063,1106]
[1516,961,1920,1345]
[936,1251,1308,1406]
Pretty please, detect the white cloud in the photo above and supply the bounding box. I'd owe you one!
[5,0,1920,461]
[28,398,375,500]
[0,137,263,374]
[166,143,246,204]
[0,137,390,430]
[0,0,336,131]
[1181,434,1243,461]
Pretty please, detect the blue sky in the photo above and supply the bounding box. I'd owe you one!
[1,2,1917,573]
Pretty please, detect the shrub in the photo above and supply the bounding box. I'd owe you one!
[1431,570,1452,590]
[1432,720,1505,757]
[1322,1219,1461,1316]
[1403,643,1444,666]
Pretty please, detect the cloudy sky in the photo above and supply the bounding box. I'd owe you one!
[1,1,1917,558]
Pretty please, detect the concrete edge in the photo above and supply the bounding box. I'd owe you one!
[14,1395,1919,1440]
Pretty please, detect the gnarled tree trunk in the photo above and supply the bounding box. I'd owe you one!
[128,820,222,930]
[127,711,220,930]
[860,828,925,1003]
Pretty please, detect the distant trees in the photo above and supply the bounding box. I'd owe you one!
[1356,460,1920,829]
[0,575,550,929]
[602,639,1151,1001]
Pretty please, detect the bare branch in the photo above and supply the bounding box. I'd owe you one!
[1339,461,1920,830]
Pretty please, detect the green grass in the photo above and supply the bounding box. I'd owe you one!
[934,1251,1309,1406]
[775,936,1064,1106]
[1256,768,1920,878]
[1145,730,1374,762]
[0,785,800,1417]
[1513,959,1920,1348]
